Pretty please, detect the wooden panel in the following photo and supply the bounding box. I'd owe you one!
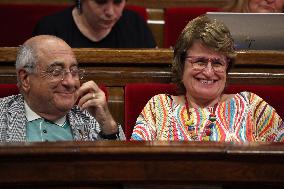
[2,48,284,65]
[2,48,284,86]
[237,50,284,66]
[107,86,124,126]
[0,141,284,188]
[147,8,164,47]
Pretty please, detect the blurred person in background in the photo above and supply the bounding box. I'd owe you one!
[225,0,284,12]
[33,0,156,48]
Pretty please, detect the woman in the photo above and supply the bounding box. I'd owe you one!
[225,0,284,13]
[33,0,156,48]
[131,16,284,142]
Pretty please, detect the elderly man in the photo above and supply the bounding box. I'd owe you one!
[0,35,125,142]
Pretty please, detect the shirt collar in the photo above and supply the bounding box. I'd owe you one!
[24,100,66,127]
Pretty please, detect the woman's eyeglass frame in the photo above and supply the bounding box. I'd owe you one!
[185,56,228,73]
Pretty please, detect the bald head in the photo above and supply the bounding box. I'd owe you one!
[24,35,69,47]
[16,35,74,72]
[23,35,71,53]
[15,35,77,90]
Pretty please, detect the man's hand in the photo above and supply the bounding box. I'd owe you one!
[76,81,118,135]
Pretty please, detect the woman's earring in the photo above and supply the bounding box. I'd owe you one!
[76,0,82,14]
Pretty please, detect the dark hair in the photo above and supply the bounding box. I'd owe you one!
[75,0,82,14]
[172,15,236,94]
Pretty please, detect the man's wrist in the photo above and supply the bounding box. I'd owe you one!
[99,130,119,140]
[100,119,118,134]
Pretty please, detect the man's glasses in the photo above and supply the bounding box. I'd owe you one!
[41,67,85,81]
[185,56,228,73]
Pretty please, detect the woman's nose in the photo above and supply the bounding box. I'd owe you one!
[104,2,115,17]
[203,63,215,77]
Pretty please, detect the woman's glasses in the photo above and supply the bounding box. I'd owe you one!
[186,56,228,73]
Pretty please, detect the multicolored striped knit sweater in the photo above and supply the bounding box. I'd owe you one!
[131,92,284,142]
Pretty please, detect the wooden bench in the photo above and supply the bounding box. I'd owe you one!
[0,141,284,188]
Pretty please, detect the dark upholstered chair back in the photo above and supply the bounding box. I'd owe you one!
[0,3,69,46]
[124,83,177,140]
[164,7,220,48]
[0,84,19,98]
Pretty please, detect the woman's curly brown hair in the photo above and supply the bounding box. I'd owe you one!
[172,15,236,94]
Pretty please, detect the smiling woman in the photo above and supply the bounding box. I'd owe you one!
[130,15,284,142]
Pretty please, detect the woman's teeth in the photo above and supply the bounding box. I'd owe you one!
[200,79,214,84]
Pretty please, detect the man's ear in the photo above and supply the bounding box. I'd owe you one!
[18,69,30,93]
